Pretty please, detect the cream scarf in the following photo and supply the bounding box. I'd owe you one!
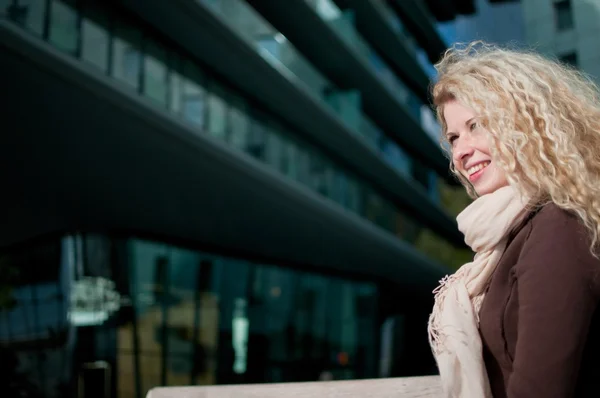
[428,185,529,398]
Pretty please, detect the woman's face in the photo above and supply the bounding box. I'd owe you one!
[443,99,509,196]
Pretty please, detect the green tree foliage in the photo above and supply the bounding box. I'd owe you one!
[414,180,474,270]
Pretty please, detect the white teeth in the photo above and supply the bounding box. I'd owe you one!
[467,162,490,175]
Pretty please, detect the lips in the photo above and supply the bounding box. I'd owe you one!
[466,161,490,176]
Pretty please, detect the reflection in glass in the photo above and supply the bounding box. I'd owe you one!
[232,298,249,374]
[2,0,457,257]
[81,5,110,72]
[309,152,333,198]
[281,136,297,180]
[310,0,342,21]
[180,61,206,128]
[247,114,268,160]
[295,144,312,187]
[0,0,11,15]
[143,39,169,105]
[13,0,46,36]
[0,233,384,396]
[228,96,250,152]
[49,0,78,54]
[207,83,228,140]
[264,126,284,172]
[112,22,142,89]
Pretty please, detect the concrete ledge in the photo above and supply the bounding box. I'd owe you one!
[146,376,442,398]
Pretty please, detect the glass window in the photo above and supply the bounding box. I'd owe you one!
[427,171,440,203]
[278,133,293,178]
[257,36,280,60]
[49,0,78,54]
[0,235,384,392]
[180,60,206,127]
[81,3,110,71]
[207,82,228,140]
[554,0,573,31]
[169,60,183,117]
[331,169,347,207]
[381,138,412,177]
[560,52,578,67]
[314,0,342,21]
[0,0,11,16]
[112,22,142,89]
[13,0,46,36]
[345,178,361,214]
[143,39,169,105]
[279,135,300,181]
[295,144,312,187]
[264,126,284,172]
[247,114,268,160]
[309,151,333,198]
[228,96,250,152]
[358,116,382,151]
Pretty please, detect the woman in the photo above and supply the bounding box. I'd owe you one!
[427,42,600,398]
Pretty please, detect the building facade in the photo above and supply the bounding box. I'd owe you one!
[522,0,600,81]
[447,0,526,45]
[0,1,497,397]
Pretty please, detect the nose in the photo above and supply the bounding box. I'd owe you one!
[452,137,474,167]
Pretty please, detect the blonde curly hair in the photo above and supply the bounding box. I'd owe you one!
[433,41,600,253]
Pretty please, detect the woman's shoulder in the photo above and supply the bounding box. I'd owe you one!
[517,202,600,290]
[527,202,592,245]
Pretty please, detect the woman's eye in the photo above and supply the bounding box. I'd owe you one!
[448,135,458,145]
[469,122,478,131]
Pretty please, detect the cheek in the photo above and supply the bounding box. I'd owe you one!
[451,153,463,172]
[474,130,494,155]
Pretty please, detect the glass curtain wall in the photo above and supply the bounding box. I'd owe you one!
[0,234,380,397]
[2,0,460,258]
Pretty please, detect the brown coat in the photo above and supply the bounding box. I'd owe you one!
[479,203,600,397]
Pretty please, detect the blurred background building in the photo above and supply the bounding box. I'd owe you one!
[441,0,525,45]
[1,0,511,397]
[521,0,600,82]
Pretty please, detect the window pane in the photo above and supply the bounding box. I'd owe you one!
[309,151,333,198]
[0,0,10,16]
[331,169,347,207]
[181,61,205,127]
[279,134,294,177]
[112,23,142,89]
[381,138,411,177]
[13,0,46,36]
[207,83,228,140]
[49,0,78,54]
[229,97,250,151]
[143,39,169,105]
[560,52,578,67]
[81,4,109,71]
[169,57,183,116]
[555,1,573,31]
[264,127,283,171]
[296,145,311,187]
[247,115,267,160]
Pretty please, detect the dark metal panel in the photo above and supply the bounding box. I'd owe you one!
[243,0,454,182]
[109,0,463,244]
[332,0,431,104]
[0,22,452,292]
[452,0,477,15]
[424,0,458,22]
[424,0,476,21]
[388,0,449,64]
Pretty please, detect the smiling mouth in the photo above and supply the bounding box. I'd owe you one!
[467,161,490,176]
